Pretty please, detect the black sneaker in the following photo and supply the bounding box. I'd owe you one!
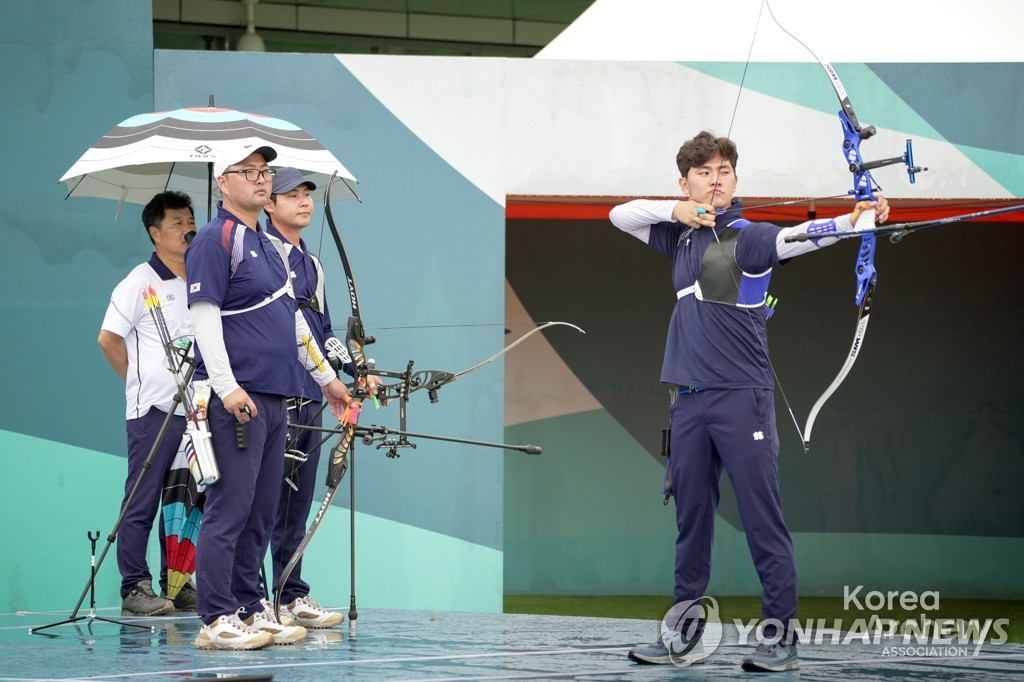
[122,580,173,616]
[741,641,800,672]
[163,581,197,611]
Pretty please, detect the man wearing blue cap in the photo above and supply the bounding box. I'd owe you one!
[263,167,350,628]
[185,144,354,650]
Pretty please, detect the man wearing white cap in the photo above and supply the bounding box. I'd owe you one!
[185,144,353,650]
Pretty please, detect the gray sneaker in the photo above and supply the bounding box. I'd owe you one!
[628,634,709,665]
[741,642,800,672]
[628,638,672,664]
[122,580,173,616]
[163,581,197,611]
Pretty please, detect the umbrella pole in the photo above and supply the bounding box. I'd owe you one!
[206,94,215,222]
[206,161,213,222]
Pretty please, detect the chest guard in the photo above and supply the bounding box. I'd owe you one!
[684,219,772,308]
[267,234,325,314]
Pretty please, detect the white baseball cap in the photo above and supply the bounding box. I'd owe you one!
[213,142,278,178]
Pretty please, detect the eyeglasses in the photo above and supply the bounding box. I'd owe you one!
[223,168,276,182]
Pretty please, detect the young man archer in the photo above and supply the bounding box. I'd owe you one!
[610,131,889,672]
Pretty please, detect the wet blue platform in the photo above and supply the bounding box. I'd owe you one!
[2,607,1022,680]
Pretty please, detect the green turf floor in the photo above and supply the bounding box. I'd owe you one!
[505,595,1024,643]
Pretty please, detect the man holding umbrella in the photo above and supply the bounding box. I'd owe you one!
[98,191,198,617]
[186,143,353,650]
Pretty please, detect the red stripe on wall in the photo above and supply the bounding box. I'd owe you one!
[506,199,1023,224]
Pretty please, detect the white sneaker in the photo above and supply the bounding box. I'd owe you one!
[259,599,297,626]
[245,603,307,645]
[194,613,273,650]
[286,595,345,629]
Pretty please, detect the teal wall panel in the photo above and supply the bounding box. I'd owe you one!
[0,1,154,457]
[1,430,141,611]
[0,0,156,614]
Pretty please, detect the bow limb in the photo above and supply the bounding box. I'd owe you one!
[801,281,874,453]
[323,172,372,362]
[805,63,878,451]
[374,321,586,400]
[273,421,354,622]
[442,321,585,387]
[274,172,366,621]
[717,2,920,451]
[795,60,877,452]
[761,1,901,451]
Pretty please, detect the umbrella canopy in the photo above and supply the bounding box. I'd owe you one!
[59,106,358,217]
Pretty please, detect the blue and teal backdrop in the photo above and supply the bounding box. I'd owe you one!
[2,1,1021,614]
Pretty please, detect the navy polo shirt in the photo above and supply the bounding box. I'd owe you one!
[185,204,296,397]
[647,204,783,390]
[266,220,338,399]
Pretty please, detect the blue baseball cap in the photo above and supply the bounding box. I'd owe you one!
[272,167,317,195]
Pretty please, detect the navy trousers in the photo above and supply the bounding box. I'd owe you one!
[118,408,186,598]
[270,399,323,604]
[669,388,797,634]
[196,391,287,625]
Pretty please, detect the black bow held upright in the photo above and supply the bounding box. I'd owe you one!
[272,173,583,624]
[271,172,367,624]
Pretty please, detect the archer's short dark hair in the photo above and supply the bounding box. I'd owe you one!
[142,191,194,245]
[676,131,739,177]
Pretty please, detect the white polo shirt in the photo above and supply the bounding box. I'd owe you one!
[101,254,192,419]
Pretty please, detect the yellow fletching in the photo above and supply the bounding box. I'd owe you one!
[301,335,327,373]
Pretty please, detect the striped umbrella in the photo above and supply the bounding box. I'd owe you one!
[161,433,205,600]
[59,105,358,219]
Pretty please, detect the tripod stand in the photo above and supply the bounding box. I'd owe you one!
[31,370,193,635]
